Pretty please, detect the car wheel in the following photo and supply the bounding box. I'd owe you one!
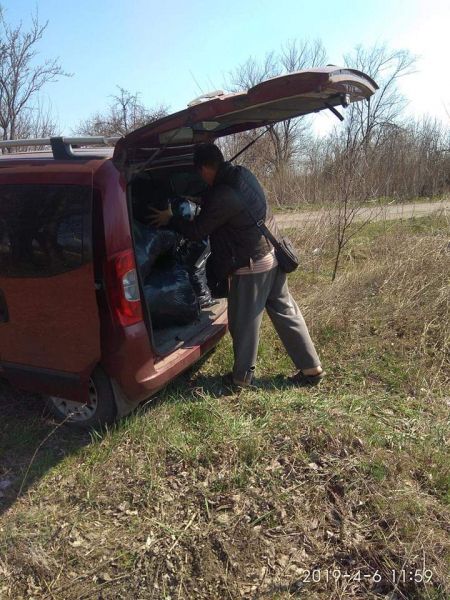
[47,367,117,429]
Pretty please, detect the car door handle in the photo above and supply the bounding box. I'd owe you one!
[0,289,9,323]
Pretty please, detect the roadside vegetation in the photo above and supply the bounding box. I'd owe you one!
[1,213,448,599]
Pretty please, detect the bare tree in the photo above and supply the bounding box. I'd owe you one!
[227,40,327,167]
[14,100,59,150]
[0,7,68,142]
[225,39,328,206]
[327,147,378,281]
[227,52,279,90]
[272,40,327,166]
[317,44,417,278]
[340,44,416,152]
[75,87,167,137]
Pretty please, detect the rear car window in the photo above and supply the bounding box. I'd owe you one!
[0,184,92,278]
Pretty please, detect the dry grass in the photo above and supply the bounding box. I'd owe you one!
[0,215,449,599]
[296,216,449,391]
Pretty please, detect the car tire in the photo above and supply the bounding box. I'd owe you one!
[47,366,117,429]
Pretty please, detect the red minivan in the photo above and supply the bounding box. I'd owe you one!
[0,67,377,427]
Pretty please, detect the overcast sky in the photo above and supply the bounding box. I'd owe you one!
[3,0,450,136]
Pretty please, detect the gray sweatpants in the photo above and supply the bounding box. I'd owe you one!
[227,266,321,383]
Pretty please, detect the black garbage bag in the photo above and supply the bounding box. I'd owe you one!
[177,239,215,307]
[170,197,216,308]
[190,258,213,306]
[206,257,229,299]
[170,196,197,220]
[133,222,177,279]
[144,264,200,329]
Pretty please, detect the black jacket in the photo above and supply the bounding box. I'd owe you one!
[169,162,276,279]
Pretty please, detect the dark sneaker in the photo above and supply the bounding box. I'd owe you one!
[288,370,326,387]
[222,372,255,391]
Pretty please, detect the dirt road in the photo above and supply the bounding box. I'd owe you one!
[275,199,450,229]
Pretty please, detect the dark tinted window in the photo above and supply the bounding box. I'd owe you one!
[0,184,92,278]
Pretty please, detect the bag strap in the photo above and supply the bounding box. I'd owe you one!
[245,207,283,251]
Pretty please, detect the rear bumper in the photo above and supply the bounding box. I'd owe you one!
[140,313,227,388]
[102,310,228,414]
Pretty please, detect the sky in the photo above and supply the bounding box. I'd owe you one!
[2,0,450,136]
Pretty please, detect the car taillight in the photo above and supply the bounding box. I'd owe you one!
[106,250,143,327]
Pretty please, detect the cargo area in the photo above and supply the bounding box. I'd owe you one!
[129,164,227,356]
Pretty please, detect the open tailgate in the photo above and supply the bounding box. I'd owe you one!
[113,66,378,168]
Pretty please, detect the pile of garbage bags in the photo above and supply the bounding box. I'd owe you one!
[170,196,215,308]
[133,196,215,330]
[143,265,200,329]
[176,238,213,308]
[133,223,177,280]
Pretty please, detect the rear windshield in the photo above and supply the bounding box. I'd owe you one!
[0,184,92,278]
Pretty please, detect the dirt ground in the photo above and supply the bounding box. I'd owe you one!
[275,199,450,229]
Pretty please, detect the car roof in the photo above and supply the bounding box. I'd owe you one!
[0,148,114,175]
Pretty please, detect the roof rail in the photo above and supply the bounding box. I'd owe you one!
[0,136,121,160]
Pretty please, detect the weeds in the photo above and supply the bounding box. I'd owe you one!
[0,215,449,599]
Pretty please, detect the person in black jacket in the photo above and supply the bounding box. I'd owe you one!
[150,143,324,388]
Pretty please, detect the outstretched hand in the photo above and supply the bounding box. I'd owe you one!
[147,207,172,228]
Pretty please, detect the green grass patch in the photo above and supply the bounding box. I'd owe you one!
[0,214,449,599]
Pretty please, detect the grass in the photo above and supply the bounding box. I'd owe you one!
[0,214,449,599]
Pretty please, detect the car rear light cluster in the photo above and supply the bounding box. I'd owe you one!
[106,249,143,327]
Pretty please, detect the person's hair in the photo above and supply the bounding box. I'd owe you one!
[193,143,224,170]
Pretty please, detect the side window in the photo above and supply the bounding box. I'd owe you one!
[0,184,92,278]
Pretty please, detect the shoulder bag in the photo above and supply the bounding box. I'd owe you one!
[246,210,299,274]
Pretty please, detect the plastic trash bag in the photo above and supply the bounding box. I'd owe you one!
[144,264,200,329]
[170,196,197,220]
[170,197,216,308]
[176,239,215,307]
[133,222,177,279]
